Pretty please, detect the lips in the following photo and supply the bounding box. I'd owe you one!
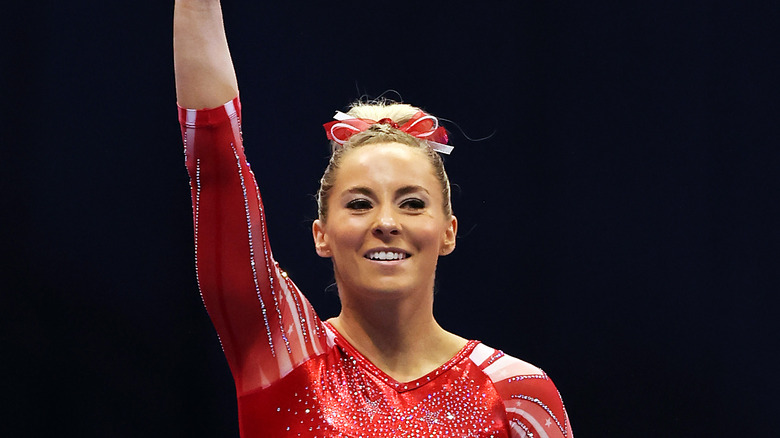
[364,249,410,261]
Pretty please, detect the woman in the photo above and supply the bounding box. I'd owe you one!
[174,1,573,436]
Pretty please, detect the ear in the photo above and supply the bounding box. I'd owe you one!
[312,219,331,258]
[439,215,458,256]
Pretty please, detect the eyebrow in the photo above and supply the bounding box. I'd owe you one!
[396,185,430,197]
[344,185,430,198]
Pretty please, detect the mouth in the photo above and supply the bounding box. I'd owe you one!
[364,249,411,261]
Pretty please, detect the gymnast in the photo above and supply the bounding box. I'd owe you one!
[174,0,573,436]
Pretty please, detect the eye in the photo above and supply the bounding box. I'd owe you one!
[400,198,426,210]
[346,198,372,210]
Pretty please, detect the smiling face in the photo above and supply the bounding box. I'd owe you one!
[312,143,457,299]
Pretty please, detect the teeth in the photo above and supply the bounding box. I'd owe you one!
[367,251,407,261]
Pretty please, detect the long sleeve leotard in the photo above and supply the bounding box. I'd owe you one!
[179,97,573,438]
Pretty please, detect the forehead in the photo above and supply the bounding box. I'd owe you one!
[335,143,438,189]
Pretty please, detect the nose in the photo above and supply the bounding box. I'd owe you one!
[373,208,400,237]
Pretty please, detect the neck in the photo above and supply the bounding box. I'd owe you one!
[328,288,467,383]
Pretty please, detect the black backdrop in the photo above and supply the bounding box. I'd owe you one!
[3,1,778,436]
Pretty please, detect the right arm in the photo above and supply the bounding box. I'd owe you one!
[174,0,238,108]
[174,0,330,395]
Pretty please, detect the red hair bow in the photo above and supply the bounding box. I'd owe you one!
[323,111,453,154]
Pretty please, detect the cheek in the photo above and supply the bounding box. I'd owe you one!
[407,219,448,249]
[328,220,367,250]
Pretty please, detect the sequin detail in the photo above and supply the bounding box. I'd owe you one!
[509,418,533,438]
[284,274,310,344]
[193,159,224,351]
[230,141,281,356]
[510,394,566,436]
[483,349,505,368]
[263,338,509,437]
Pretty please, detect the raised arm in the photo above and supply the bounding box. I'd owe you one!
[175,0,330,395]
[174,0,238,109]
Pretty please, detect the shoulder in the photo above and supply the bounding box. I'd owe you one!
[468,342,545,379]
[469,343,573,437]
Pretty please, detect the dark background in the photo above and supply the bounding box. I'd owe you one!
[3,1,778,436]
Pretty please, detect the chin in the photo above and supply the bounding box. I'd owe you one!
[357,279,429,298]
[361,285,410,297]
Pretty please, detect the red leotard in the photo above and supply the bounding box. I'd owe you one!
[179,97,573,438]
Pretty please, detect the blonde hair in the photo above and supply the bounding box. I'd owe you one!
[317,101,453,221]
